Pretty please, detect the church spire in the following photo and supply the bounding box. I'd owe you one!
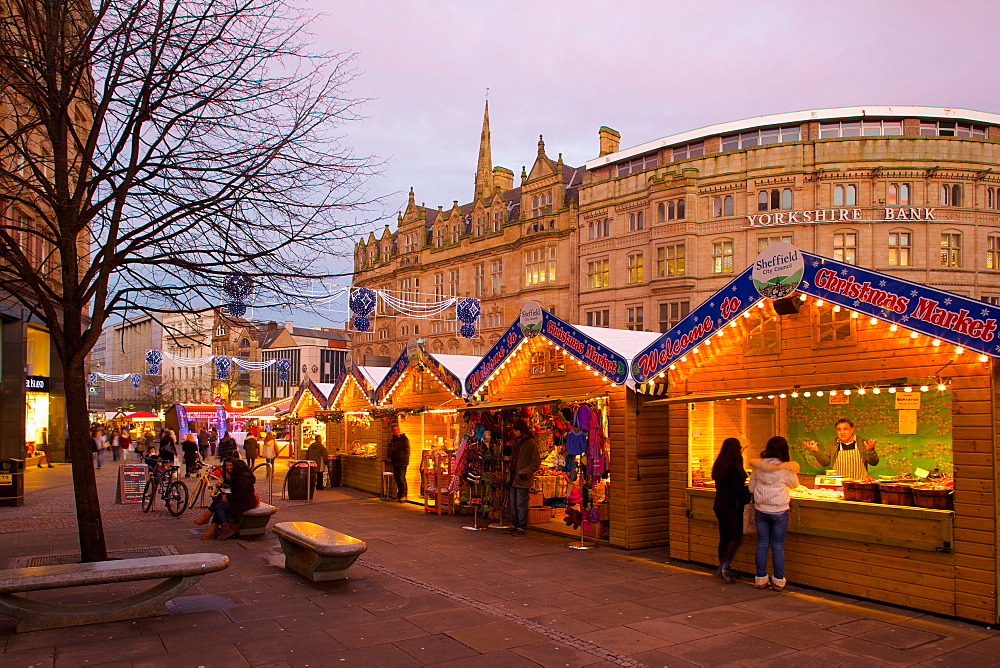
[474,100,494,201]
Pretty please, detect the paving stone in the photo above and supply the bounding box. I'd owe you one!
[393,632,481,664]
[751,645,894,667]
[235,630,346,664]
[133,644,251,667]
[666,607,765,632]
[624,618,712,644]
[828,636,937,665]
[829,618,891,637]
[491,597,564,618]
[433,649,542,667]
[510,639,610,667]
[856,624,943,650]
[656,631,794,666]
[742,618,846,649]
[629,648,701,667]
[52,637,166,667]
[326,617,427,649]
[579,625,671,655]
[445,620,547,653]
[0,645,55,668]
[565,601,664,628]
[404,607,498,634]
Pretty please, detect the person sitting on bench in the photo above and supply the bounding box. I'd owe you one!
[194,457,258,540]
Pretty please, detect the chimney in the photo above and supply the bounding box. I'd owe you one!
[599,126,621,156]
[492,166,514,192]
[284,321,294,333]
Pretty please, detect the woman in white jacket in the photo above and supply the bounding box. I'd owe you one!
[749,436,800,591]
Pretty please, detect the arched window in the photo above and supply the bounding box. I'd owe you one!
[724,195,734,216]
[712,197,722,217]
[781,188,793,209]
[758,191,769,212]
[952,184,962,207]
[667,201,675,220]
[888,229,912,266]
[657,202,665,223]
[677,199,685,218]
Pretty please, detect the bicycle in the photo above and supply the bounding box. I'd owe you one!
[141,456,189,516]
[187,460,223,510]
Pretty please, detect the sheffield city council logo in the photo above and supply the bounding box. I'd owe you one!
[519,301,544,338]
[752,241,803,299]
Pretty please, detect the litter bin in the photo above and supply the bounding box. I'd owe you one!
[286,460,315,500]
[326,456,342,488]
[0,458,25,507]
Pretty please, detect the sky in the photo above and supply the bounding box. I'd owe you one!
[280,0,1000,328]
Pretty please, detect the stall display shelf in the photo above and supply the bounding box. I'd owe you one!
[422,450,455,515]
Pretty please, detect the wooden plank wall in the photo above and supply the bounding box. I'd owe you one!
[478,337,668,549]
[330,378,386,494]
[664,302,998,623]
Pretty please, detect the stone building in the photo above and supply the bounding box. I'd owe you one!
[352,103,582,359]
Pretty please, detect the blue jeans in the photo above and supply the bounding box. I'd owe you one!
[209,496,230,525]
[755,509,789,579]
[510,487,529,530]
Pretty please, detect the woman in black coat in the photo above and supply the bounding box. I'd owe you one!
[159,429,177,463]
[712,437,749,584]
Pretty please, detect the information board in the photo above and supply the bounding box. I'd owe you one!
[117,464,148,504]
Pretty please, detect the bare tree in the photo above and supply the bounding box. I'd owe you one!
[0,0,378,560]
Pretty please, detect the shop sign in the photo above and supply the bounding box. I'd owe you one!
[25,375,49,392]
[519,301,544,338]
[117,464,148,504]
[751,241,803,299]
[373,346,413,404]
[746,207,937,228]
[465,321,525,395]
[632,243,1000,383]
[215,404,228,438]
[542,313,629,384]
[421,350,464,397]
[175,404,189,438]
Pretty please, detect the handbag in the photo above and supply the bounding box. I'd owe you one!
[738,484,752,506]
[742,503,757,536]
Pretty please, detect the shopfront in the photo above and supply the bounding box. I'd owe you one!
[370,339,478,508]
[165,402,247,440]
[283,381,337,460]
[461,302,667,547]
[633,243,999,623]
[322,362,390,493]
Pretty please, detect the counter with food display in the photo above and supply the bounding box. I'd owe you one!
[636,244,1000,624]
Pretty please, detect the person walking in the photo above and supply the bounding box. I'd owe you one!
[386,422,410,502]
[262,431,278,469]
[749,436,800,591]
[182,433,200,477]
[92,428,106,469]
[159,429,177,464]
[36,427,54,468]
[244,433,259,469]
[110,428,122,462]
[197,428,210,461]
[134,430,148,461]
[208,428,218,458]
[506,419,541,537]
[711,437,749,584]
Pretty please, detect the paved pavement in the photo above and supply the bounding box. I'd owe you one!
[1,463,999,667]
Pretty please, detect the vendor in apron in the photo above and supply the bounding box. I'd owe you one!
[803,418,879,481]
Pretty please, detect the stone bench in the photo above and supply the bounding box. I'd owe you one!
[0,552,229,632]
[234,503,277,536]
[272,521,366,582]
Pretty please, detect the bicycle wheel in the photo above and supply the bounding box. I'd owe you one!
[165,481,189,517]
[141,478,157,513]
[188,479,204,509]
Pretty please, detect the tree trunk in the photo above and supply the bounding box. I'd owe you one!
[64,349,107,562]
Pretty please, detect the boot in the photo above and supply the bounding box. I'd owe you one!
[201,524,218,540]
[216,523,235,540]
[193,510,212,526]
[720,563,735,584]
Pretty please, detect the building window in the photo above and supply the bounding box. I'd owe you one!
[216,325,226,336]
[378,328,389,340]
[941,232,962,267]
[628,211,644,232]
[586,309,610,327]
[721,124,800,150]
[941,184,962,207]
[490,260,503,294]
[659,301,690,332]
[757,235,791,252]
[588,218,610,240]
[887,183,911,206]
[493,211,502,233]
[757,188,793,211]
[833,232,858,264]
[433,272,444,300]
[657,198,686,222]
[819,119,902,138]
[745,310,780,356]
[435,228,445,248]
[671,141,704,161]
[531,192,552,218]
[474,216,485,237]
[712,240,733,273]
[404,232,418,253]
[833,184,857,206]
[525,246,556,285]
[615,154,658,177]
[656,243,685,277]
[587,259,610,289]
[888,230,912,267]
[815,305,854,345]
[919,120,987,138]
[474,264,485,297]
[988,236,1000,270]
[626,306,644,331]
[982,295,1000,306]
[449,270,459,296]
[711,195,734,217]
[627,253,643,284]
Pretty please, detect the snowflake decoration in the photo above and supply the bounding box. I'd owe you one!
[879,280,887,287]
[852,300,860,307]
[215,356,231,380]
[812,261,820,267]
[456,297,481,324]
[349,288,377,316]
[982,309,991,318]
[900,315,910,322]
[709,302,715,308]
[944,298,953,306]
[276,358,292,381]
[130,373,142,389]
[910,290,919,297]
[223,273,254,302]
[840,269,849,276]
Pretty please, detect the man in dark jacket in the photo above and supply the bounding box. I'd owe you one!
[217,432,238,461]
[387,422,410,502]
[306,435,327,491]
[507,419,541,536]
[197,428,210,461]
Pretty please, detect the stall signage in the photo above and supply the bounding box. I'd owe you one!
[373,347,413,404]
[465,321,525,395]
[215,404,228,438]
[542,312,629,384]
[351,367,375,398]
[751,241,803,299]
[632,244,1000,383]
[175,404,190,439]
[117,464,148,504]
[25,375,49,392]
[421,350,464,397]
